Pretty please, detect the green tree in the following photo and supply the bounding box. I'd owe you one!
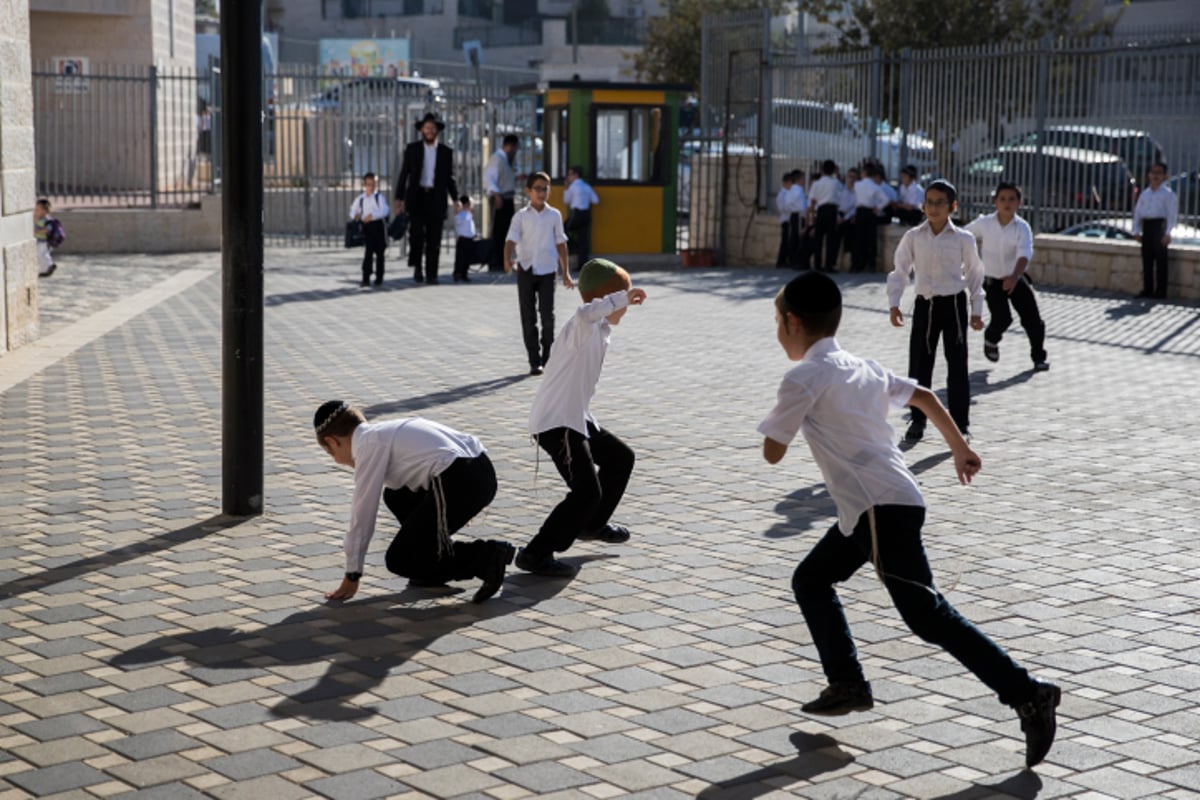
[633,0,789,88]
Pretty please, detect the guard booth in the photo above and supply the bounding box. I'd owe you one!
[514,81,689,256]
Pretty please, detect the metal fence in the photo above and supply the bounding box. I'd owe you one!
[33,63,215,209]
[695,14,1200,262]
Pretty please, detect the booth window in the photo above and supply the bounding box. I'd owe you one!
[593,106,665,184]
[545,106,568,180]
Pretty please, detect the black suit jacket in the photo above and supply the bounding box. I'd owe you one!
[395,140,458,215]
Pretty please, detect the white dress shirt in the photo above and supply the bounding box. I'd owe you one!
[898,182,924,207]
[506,203,568,275]
[484,150,516,196]
[878,179,898,202]
[809,175,841,208]
[837,184,857,219]
[420,142,437,188]
[854,179,888,212]
[345,419,485,573]
[454,209,476,239]
[349,192,389,221]
[776,187,792,223]
[529,291,630,437]
[563,178,599,211]
[1132,184,1178,235]
[758,337,925,536]
[965,212,1034,279]
[887,220,986,316]
[787,184,808,216]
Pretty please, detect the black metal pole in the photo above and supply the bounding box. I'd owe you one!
[220,1,264,516]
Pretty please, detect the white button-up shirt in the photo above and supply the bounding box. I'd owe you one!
[1132,184,1178,235]
[776,187,793,223]
[965,212,1034,279]
[787,183,808,217]
[854,179,888,212]
[563,178,599,211]
[345,419,485,573]
[758,337,925,536]
[529,291,630,437]
[506,203,568,275]
[349,192,389,221]
[454,209,476,239]
[837,184,857,219]
[898,182,924,207]
[420,142,437,188]
[484,150,516,196]
[809,175,841,207]
[887,220,986,316]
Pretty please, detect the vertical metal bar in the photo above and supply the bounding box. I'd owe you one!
[1031,37,1050,234]
[898,47,911,173]
[221,0,265,516]
[869,47,881,165]
[149,65,159,208]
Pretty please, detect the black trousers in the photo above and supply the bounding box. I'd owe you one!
[788,212,803,266]
[455,236,474,280]
[984,275,1046,363]
[490,196,515,272]
[792,505,1035,707]
[381,454,497,584]
[566,208,593,267]
[835,218,855,269]
[909,292,970,432]
[361,220,386,283]
[527,422,635,558]
[777,222,790,267]
[852,207,877,272]
[407,191,445,280]
[517,267,556,368]
[813,204,839,270]
[1141,218,1169,298]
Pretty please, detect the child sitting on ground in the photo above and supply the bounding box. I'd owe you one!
[34,199,64,277]
[313,401,515,603]
[518,259,647,577]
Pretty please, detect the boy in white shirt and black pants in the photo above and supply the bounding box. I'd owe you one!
[759,271,1060,769]
[965,182,1049,371]
[1133,161,1178,299]
[505,172,573,375]
[852,164,889,272]
[564,166,600,269]
[887,180,985,442]
[776,172,796,268]
[519,259,647,577]
[808,160,842,272]
[453,195,477,283]
[349,172,389,287]
[786,170,809,268]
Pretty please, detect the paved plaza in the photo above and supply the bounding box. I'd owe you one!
[2,250,1200,799]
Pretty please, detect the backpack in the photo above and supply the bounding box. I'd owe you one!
[45,218,65,248]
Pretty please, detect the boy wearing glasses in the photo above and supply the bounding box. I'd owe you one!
[505,172,574,375]
[887,180,985,443]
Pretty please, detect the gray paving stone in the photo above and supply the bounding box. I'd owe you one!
[205,749,304,781]
[495,761,595,792]
[6,763,111,795]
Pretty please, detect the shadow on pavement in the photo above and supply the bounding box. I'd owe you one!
[265,279,422,306]
[111,560,592,722]
[1104,299,1155,320]
[694,731,855,799]
[0,514,245,601]
[928,770,1043,799]
[362,374,529,417]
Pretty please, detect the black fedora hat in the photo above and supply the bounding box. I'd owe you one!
[414,112,446,131]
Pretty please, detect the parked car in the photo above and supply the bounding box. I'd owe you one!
[1058,218,1200,245]
[959,145,1138,229]
[734,99,936,178]
[1167,169,1200,221]
[1001,125,1163,182]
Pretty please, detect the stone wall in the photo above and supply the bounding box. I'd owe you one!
[1,0,40,353]
[1033,234,1200,300]
[55,194,221,253]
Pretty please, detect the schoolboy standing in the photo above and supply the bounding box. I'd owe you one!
[894,165,925,225]
[852,164,889,272]
[349,172,389,287]
[505,172,573,375]
[965,183,1049,371]
[485,134,520,273]
[887,179,985,442]
[776,171,796,268]
[834,168,859,270]
[312,401,515,604]
[453,195,477,283]
[758,271,1060,769]
[520,259,646,577]
[808,160,842,272]
[563,166,600,269]
[786,170,809,268]
[1132,161,1178,299]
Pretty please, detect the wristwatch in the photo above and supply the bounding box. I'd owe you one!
[345,571,362,582]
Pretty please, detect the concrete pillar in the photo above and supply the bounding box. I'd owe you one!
[1,0,39,353]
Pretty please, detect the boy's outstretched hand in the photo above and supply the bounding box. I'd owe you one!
[326,578,359,600]
[952,447,982,485]
[628,287,647,305]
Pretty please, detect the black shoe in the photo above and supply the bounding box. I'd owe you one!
[1137,290,1153,298]
[1033,360,1050,372]
[577,523,630,543]
[427,277,440,285]
[984,341,1000,363]
[460,274,472,283]
[904,421,925,443]
[801,680,874,716]
[360,279,370,288]
[472,541,515,604]
[413,270,425,284]
[374,278,383,287]
[530,365,544,376]
[514,548,578,578]
[1017,681,1061,767]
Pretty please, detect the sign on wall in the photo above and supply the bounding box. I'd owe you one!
[318,39,411,79]
[53,56,90,94]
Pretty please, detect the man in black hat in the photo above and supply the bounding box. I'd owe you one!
[394,113,459,284]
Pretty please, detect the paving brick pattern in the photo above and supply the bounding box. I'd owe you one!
[3,250,1200,798]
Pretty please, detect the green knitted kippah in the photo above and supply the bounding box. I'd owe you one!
[578,258,621,295]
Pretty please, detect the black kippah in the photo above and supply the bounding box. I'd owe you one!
[314,400,347,433]
[783,271,841,316]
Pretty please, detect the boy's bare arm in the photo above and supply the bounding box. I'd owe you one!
[908,387,981,484]
[557,242,574,288]
[504,241,516,273]
[763,437,788,464]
